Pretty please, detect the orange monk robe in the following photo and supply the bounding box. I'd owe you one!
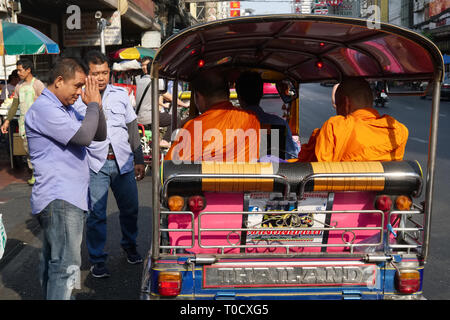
[165,101,261,162]
[297,107,408,162]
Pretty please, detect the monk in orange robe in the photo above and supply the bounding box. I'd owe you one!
[297,78,408,162]
[165,70,260,163]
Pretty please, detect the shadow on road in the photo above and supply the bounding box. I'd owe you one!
[74,204,153,300]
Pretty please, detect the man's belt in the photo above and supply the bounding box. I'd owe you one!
[107,144,115,160]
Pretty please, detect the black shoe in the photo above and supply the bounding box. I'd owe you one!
[123,246,143,264]
[90,262,111,278]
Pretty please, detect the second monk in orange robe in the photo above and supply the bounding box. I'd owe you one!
[297,78,408,162]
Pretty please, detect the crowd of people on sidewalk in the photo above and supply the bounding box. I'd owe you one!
[0,51,165,300]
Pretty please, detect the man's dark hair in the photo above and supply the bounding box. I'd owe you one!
[8,69,19,82]
[17,59,33,74]
[141,56,153,75]
[235,71,264,106]
[191,69,229,99]
[48,57,86,84]
[141,56,152,64]
[84,50,110,67]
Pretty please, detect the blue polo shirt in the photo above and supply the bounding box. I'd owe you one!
[245,104,300,159]
[73,84,137,174]
[25,88,89,214]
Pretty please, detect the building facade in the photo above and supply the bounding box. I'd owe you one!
[311,0,361,18]
[293,0,312,14]
[412,0,450,55]
[1,0,195,81]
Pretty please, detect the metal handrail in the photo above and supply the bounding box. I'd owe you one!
[388,210,423,253]
[159,211,195,250]
[162,173,291,205]
[161,209,386,255]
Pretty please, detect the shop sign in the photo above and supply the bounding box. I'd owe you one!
[429,0,450,18]
[63,10,122,47]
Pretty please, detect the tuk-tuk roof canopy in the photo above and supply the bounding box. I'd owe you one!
[153,15,444,83]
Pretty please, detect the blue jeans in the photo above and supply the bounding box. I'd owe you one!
[37,199,86,300]
[86,159,139,264]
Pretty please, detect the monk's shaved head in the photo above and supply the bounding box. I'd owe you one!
[335,78,373,115]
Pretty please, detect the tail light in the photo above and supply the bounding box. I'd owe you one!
[395,269,421,294]
[316,61,324,69]
[168,195,185,211]
[198,59,205,68]
[375,195,392,212]
[158,272,182,297]
[188,195,206,212]
[395,195,412,211]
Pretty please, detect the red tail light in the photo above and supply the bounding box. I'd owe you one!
[158,272,182,297]
[188,195,206,212]
[198,59,205,68]
[375,195,392,212]
[316,61,324,69]
[395,269,421,294]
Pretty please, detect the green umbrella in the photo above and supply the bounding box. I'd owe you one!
[0,20,60,55]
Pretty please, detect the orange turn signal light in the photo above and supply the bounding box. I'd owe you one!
[168,195,185,211]
[395,195,412,211]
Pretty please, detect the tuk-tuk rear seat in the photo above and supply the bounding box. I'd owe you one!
[162,160,422,254]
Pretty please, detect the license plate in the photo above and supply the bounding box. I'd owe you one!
[203,263,377,288]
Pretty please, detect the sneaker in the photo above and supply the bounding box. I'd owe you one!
[90,262,110,278]
[123,246,143,264]
[27,175,35,186]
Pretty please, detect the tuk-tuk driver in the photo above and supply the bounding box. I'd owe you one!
[165,69,261,163]
[235,71,300,160]
[297,78,408,162]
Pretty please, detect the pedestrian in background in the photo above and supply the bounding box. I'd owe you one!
[25,58,106,300]
[73,50,145,279]
[1,59,46,185]
[0,69,20,106]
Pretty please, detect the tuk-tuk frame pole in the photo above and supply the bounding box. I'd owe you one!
[422,73,442,262]
[171,79,179,137]
[151,77,161,260]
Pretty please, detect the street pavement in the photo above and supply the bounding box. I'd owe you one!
[0,84,450,300]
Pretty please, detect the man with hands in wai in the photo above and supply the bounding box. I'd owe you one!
[25,58,106,300]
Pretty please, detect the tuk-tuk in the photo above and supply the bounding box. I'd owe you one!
[141,15,443,300]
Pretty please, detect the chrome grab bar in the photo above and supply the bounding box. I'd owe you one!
[162,173,291,204]
[388,210,423,253]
